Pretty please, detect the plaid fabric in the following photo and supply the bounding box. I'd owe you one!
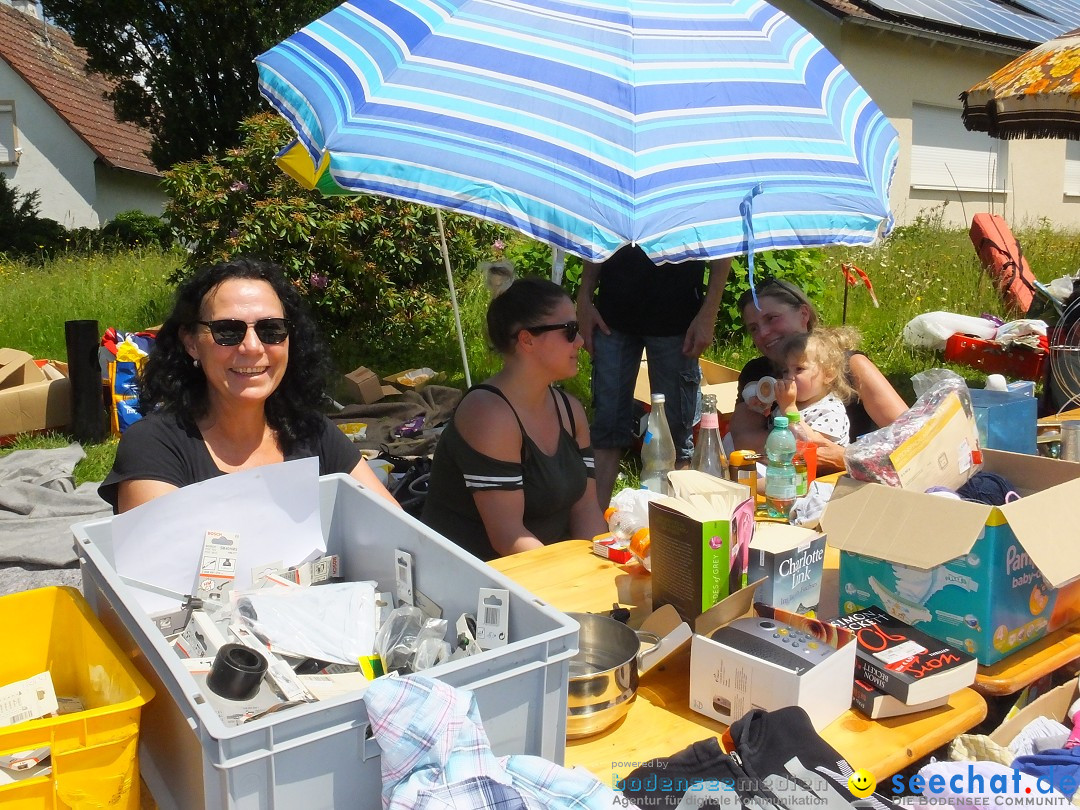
[365,674,629,810]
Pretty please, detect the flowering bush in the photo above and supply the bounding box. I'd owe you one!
[163,113,507,366]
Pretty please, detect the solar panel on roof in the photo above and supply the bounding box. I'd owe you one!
[863,0,1080,44]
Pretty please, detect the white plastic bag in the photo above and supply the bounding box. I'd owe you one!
[234,581,378,665]
[902,312,997,350]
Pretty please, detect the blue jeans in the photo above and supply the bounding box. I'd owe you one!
[590,328,700,460]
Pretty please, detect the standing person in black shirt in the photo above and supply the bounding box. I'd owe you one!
[577,245,731,509]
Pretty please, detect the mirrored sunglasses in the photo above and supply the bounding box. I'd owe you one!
[196,317,292,346]
[525,321,579,342]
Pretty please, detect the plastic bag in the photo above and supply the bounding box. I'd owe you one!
[911,368,964,399]
[410,622,451,672]
[234,580,378,665]
[902,312,997,350]
[373,606,449,673]
[845,375,978,488]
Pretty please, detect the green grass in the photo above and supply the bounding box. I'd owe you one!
[5,216,1080,483]
[0,248,180,360]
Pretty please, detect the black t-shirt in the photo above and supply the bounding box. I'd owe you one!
[593,244,706,336]
[737,352,876,442]
[98,411,362,512]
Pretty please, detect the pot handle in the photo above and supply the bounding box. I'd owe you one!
[634,630,664,674]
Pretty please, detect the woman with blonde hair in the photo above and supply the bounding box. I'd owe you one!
[729,279,907,472]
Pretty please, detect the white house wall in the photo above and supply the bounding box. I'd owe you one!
[0,56,99,227]
[770,0,1080,231]
[0,57,163,228]
[94,163,163,223]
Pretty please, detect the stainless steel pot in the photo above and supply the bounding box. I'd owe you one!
[566,612,661,739]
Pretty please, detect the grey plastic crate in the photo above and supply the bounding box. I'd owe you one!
[74,474,577,810]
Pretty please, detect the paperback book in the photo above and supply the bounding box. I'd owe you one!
[851,679,950,719]
[832,605,977,704]
[746,523,826,615]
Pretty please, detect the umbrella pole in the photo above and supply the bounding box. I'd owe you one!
[436,209,472,388]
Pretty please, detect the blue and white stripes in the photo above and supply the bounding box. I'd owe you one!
[257,0,898,262]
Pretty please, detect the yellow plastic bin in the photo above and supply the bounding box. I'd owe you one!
[0,586,154,809]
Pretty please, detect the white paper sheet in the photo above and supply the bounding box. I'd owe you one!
[111,457,325,614]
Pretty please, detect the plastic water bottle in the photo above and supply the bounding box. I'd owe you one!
[692,393,729,479]
[764,416,797,520]
[605,489,648,542]
[641,393,676,495]
[785,411,809,497]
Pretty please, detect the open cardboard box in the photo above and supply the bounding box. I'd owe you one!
[634,356,741,418]
[343,366,398,404]
[648,471,755,623]
[822,449,1080,665]
[989,676,1080,748]
[689,582,857,730]
[0,348,70,441]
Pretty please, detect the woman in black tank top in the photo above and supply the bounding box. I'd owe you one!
[422,278,607,560]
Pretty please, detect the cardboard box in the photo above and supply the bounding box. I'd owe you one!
[0,349,71,440]
[747,523,828,615]
[343,366,397,404]
[689,586,857,730]
[989,676,1079,748]
[634,356,741,417]
[648,471,754,623]
[822,450,1080,665]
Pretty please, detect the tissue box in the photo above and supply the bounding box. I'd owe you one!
[970,388,1037,455]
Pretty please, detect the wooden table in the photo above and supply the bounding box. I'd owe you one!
[490,540,987,786]
[974,622,1080,696]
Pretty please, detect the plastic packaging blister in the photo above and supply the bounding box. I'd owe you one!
[845,372,976,488]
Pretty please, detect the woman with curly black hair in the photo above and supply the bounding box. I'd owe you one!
[99,257,398,513]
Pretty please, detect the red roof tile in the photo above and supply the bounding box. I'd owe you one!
[803,0,878,21]
[0,4,159,176]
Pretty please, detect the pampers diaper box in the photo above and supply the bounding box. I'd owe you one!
[821,450,1080,665]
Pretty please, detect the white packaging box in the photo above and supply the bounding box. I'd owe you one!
[689,584,856,731]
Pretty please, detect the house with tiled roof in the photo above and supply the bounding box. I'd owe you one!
[0,0,163,229]
[772,0,1080,230]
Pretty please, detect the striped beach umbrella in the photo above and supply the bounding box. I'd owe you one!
[256,0,899,265]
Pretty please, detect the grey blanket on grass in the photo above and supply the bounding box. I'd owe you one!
[329,384,463,456]
[0,443,110,568]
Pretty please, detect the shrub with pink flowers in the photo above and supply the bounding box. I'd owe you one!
[163,113,506,368]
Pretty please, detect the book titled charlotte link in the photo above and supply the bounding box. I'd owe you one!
[832,605,977,705]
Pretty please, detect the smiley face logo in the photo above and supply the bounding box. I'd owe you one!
[848,769,876,798]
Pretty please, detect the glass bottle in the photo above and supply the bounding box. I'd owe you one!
[786,411,809,497]
[640,393,676,495]
[691,394,729,479]
[729,449,761,502]
[764,415,797,520]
